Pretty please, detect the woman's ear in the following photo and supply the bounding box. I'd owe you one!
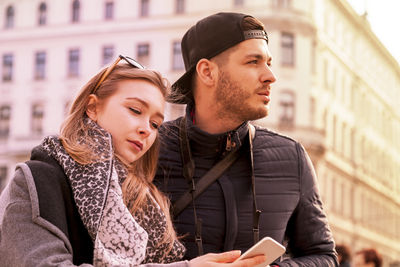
[86,94,99,121]
[196,59,218,87]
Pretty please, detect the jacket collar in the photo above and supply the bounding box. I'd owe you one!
[185,104,250,157]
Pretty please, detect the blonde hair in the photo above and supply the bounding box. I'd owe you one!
[60,63,178,255]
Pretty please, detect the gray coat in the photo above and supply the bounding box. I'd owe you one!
[0,163,94,266]
[0,164,189,267]
[0,124,189,267]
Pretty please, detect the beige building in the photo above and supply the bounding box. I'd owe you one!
[1,0,399,264]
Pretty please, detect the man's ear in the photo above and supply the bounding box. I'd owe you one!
[86,94,99,121]
[196,59,218,87]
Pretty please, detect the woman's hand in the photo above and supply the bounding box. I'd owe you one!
[189,250,266,267]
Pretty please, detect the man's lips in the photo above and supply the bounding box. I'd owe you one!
[257,91,270,103]
[128,140,143,151]
[257,89,270,96]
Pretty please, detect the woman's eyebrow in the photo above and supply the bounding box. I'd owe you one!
[126,97,164,120]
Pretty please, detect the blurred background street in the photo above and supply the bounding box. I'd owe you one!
[1,0,399,265]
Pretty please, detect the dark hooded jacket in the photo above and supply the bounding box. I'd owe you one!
[155,109,338,267]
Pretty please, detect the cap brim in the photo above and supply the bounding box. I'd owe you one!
[167,66,195,104]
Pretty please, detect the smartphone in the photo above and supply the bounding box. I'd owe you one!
[235,237,285,267]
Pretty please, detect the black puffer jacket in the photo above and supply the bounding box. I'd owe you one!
[155,112,338,266]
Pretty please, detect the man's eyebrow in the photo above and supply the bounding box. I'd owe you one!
[244,53,272,62]
[126,97,164,120]
[245,54,264,59]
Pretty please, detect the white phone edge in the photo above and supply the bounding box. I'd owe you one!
[235,237,286,266]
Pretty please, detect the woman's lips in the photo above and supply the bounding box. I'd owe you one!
[128,140,143,152]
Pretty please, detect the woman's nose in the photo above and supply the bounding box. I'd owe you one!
[137,124,150,137]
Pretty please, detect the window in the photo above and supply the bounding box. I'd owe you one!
[310,97,315,127]
[34,51,46,80]
[172,41,184,70]
[5,5,14,29]
[175,0,185,14]
[2,54,13,82]
[140,0,149,17]
[332,116,337,150]
[350,128,355,161]
[0,105,11,138]
[278,90,295,127]
[104,1,114,20]
[332,67,337,91]
[38,2,47,26]
[234,0,244,6]
[281,32,295,66]
[272,0,291,8]
[68,49,80,77]
[31,104,44,135]
[72,0,80,22]
[137,43,150,67]
[341,123,346,156]
[311,41,316,73]
[102,46,114,66]
[0,166,7,192]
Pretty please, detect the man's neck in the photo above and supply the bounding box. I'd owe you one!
[194,105,242,134]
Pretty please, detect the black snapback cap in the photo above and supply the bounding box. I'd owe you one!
[168,12,268,104]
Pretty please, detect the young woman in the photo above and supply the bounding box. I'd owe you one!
[0,55,264,267]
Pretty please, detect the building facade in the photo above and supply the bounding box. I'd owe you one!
[1,0,399,265]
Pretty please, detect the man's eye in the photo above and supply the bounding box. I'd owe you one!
[129,107,141,114]
[248,60,258,64]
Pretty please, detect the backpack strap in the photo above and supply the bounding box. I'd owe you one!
[173,118,260,255]
[172,142,242,217]
[172,119,256,217]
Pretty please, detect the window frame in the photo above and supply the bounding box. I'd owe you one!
[281,32,295,67]
[0,105,11,138]
[2,54,13,82]
[5,5,15,29]
[140,0,149,17]
[102,45,114,66]
[34,51,46,80]
[104,1,114,20]
[68,48,80,77]
[175,0,185,14]
[0,165,8,191]
[71,0,80,23]
[233,0,244,7]
[278,90,296,127]
[172,41,184,71]
[31,103,44,135]
[38,2,47,26]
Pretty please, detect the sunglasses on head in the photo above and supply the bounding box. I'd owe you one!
[93,55,145,94]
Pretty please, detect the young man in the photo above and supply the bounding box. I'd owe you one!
[155,12,338,266]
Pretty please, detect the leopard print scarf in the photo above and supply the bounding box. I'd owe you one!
[41,119,185,266]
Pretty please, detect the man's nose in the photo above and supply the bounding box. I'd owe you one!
[261,65,276,84]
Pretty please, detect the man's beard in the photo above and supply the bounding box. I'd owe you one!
[214,70,268,122]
